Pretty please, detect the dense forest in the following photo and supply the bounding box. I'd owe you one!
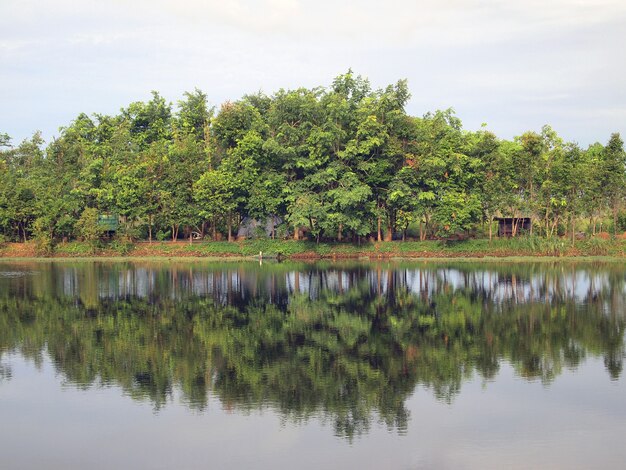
[1,72,625,247]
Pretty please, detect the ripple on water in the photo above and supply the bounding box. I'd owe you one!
[0,271,39,278]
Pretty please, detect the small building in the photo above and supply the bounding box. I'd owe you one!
[495,217,531,237]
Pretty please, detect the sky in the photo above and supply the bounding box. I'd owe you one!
[1,0,625,147]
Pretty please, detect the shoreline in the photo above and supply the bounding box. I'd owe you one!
[1,239,625,262]
[0,256,624,264]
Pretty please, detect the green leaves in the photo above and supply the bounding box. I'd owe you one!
[2,74,625,245]
[194,169,235,220]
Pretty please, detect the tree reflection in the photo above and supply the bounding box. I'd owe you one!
[0,261,624,439]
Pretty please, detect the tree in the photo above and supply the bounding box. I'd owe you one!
[410,109,481,238]
[177,88,213,142]
[122,91,172,148]
[0,132,11,148]
[161,134,205,240]
[325,164,372,241]
[467,129,510,241]
[580,143,605,234]
[75,207,103,253]
[601,133,626,235]
[246,171,286,239]
[194,169,236,240]
[3,74,626,246]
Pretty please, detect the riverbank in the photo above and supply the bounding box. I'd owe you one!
[1,237,625,259]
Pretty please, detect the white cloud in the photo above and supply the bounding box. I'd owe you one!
[1,0,625,145]
[129,0,626,46]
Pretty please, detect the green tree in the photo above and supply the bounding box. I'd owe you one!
[601,133,626,235]
[194,169,236,240]
[467,129,510,240]
[177,88,213,142]
[75,207,103,252]
[122,91,172,148]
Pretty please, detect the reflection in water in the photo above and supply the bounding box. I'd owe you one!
[0,362,11,383]
[0,261,624,439]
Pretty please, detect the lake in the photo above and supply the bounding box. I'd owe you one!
[0,260,625,469]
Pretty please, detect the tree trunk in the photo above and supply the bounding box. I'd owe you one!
[227,213,233,242]
[338,223,343,242]
[293,225,299,240]
[550,217,559,238]
[488,217,493,242]
[385,222,393,241]
[148,215,153,244]
[614,204,618,236]
[377,215,382,242]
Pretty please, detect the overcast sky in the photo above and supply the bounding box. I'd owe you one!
[2,0,625,147]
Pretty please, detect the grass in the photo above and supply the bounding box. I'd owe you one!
[2,237,625,259]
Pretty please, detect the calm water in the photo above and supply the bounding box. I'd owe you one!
[0,260,625,469]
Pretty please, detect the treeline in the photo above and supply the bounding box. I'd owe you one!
[1,71,625,246]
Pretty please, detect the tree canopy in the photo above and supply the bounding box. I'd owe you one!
[1,72,625,244]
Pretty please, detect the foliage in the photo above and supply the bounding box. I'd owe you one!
[32,218,55,256]
[109,238,134,255]
[75,208,104,253]
[0,73,624,246]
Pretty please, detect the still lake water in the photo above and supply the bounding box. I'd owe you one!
[0,260,625,469]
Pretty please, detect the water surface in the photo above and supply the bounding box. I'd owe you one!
[0,260,624,469]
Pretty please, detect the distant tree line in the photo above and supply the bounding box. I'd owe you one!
[1,71,625,245]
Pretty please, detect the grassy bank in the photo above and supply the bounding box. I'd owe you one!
[2,237,626,259]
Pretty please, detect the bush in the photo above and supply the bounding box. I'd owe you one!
[116,224,141,243]
[75,208,104,254]
[585,237,610,255]
[156,229,171,241]
[252,226,267,240]
[617,212,626,232]
[32,217,54,256]
[54,242,94,256]
[109,238,134,255]
[275,224,289,240]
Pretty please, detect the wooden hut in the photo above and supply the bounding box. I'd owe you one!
[495,217,531,237]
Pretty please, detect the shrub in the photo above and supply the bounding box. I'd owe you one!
[156,229,171,241]
[32,217,54,256]
[109,238,134,255]
[75,208,104,254]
